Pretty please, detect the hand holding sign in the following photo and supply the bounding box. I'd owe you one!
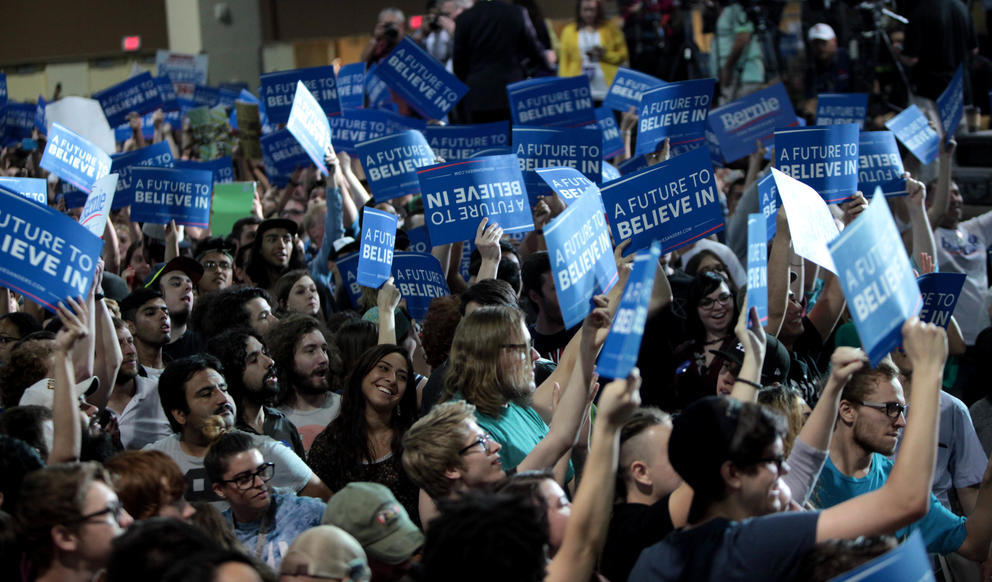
[54,296,89,354]
[475,217,503,270]
[839,192,868,226]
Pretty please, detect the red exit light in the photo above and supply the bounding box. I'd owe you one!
[122,36,141,52]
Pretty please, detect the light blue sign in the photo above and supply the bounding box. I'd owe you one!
[110,141,175,209]
[885,104,939,165]
[544,187,619,329]
[286,81,332,175]
[337,63,366,110]
[602,67,665,113]
[636,78,714,156]
[831,531,934,582]
[261,65,341,124]
[0,177,47,206]
[375,37,468,120]
[40,123,112,194]
[0,185,104,311]
[358,130,436,202]
[597,242,661,379]
[757,171,779,242]
[35,95,46,134]
[514,126,601,205]
[424,121,510,162]
[4,102,35,145]
[507,75,596,128]
[937,64,965,144]
[357,208,398,288]
[828,193,920,366]
[706,82,796,163]
[602,162,621,183]
[174,157,235,184]
[406,226,431,254]
[775,124,859,204]
[746,213,769,325]
[917,272,966,328]
[390,252,450,320]
[93,72,163,128]
[859,131,907,197]
[418,154,535,246]
[536,166,597,206]
[816,93,868,128]
[596,107,624,160]
[261,129,312,186]
[602,147,723,256]
[129,167,213,228]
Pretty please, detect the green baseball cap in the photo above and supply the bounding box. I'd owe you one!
[321,482,423,565]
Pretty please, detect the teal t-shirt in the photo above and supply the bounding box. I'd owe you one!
[467,398,574,481]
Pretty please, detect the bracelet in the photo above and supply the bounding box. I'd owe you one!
[734,378,763,390]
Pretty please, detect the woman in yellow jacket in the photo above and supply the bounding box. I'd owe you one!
[559,0,629,103]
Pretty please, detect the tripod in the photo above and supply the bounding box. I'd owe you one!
[853,2,913,113]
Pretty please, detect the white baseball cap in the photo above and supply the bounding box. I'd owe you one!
[808,23,837,42]
[19,376,99,408]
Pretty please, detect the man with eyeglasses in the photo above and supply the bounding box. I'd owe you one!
[205,431,325,570]
[812,359,992,563]
[195,237,237,295]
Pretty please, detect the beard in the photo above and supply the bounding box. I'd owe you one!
[852,419,899,456]
[290,367,329,396]
[244,372,280,405]
[498,367,535,407]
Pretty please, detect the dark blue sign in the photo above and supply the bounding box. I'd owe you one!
[544,187,618,329]
[758,171,779,242]
[636,78,714,156]
[418,154,535,246]
[602,67,665,113]
[706,82,797,163]
[261,129,312,187]
[358,130,436,202]
[596,107,624,160]
[4,102,35,145]
[261,65,341,125]
[617,154,650,176]
[937,64,965,144]
[507,75,597,128]
[35,95,46,134]
[859,131,907,197]
[92,72,163,128]
[337,63,366,110]
[775,124,860,204]
[357,208,398,288]
[329,109,424,154]
[536,166,597,206]
[365,63,394,111]
[0,177,47,206]
[375,37,468,120]
[0,185,104,311]
[746,213,769,325]
[174,157,234,184]
[110,141,175,209]
[424,121,510,162]
[917,272,966,328]
[514,126,601,205]
[192,84,220,108]
[60,182,88,209]
[0,73,6,106]
[406,225,431,253]
[390,252,450,320]
[286,81,332,175]
[597,242,661,379]
[40,123,112,194]
[816,93,868,128]
[335,251,362,308]
[129,167,213,228]
[885,104,939,165]
[154,75,178,111]
[601,147,723,256]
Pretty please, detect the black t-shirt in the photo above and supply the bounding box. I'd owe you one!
[789,316,826,406]
[529,323,579,364]
[237,406,306,460]
[600,496,675,582]
[903,0,977,100]
[162,328,203,361]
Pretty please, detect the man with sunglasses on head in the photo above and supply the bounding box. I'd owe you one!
[206,431,325,571]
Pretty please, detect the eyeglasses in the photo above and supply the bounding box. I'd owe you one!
[71,499,127,526]
[459,433,494,455]
[501,338,534,354]
[850,399,908,420]
[699,293,732,309]
[219,462,275,490]
[201,260,232,271]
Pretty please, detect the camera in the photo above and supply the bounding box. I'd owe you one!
[383,22,400,41]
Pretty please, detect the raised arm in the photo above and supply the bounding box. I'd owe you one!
[473,218,503,282]
[50,297,89,464]
[730,305,766,403]
[376,277,401,346]
[766,206,791,337]
[927,139,956,229]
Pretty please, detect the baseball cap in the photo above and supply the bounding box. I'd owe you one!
[808,23,836,42]
[280,525,371,582]
[321,482,424,565]
[710,335,791,385]
[256,217,298,240]
[668,396,742,496]
[19,376,99,408]
[144,256,204,288]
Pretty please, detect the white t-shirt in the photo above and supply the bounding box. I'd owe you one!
[278,392,342,453]
[116,375,172,450]
[577,28,609,100]
[936,211,992,344]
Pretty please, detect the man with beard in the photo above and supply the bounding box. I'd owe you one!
[145,354,331,505]
[266,314,342,452]
[105,318,172,449]
[207,328,306,458]
[245,218,307,292]
[146,257,204,360]
[522,252,576,364]
[120,288,171,380]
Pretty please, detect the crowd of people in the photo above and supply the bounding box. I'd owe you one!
[1,0,992,581]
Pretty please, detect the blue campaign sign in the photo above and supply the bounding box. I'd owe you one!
[357,208,398,288]
[458,237,475,281]
[337,63,366,110]
[536,167,597,206]
[154,75,178,111]
[0,186,104,311]
[507,76,597,128]
[828,193,920,366]
[815,93,868,128]
[917,272,966,328]
[746,213,769,325]
[261,129,312,186]
[35,95,46,134]
[885,104,939,165]
[602,67,665,113]
[831,531,934,582]
[218,88,239,110]
[92,72,163,128]
[937,64,965,144]
[636,78,715,156]
[110,141,175,209]
[129,167,213,228]
[544,187,619,329]
[335,251,362,308]
[757,172,779,242]
[706,82,797,163]
[514,126,601,205]
[261,65,341,125]
[775,124,859,204]
[423,121,510,162]
[365,63,394,111]
[0,73,6,106]
[390,252,450,320]
[596,107,624,160]
[60,182,88,209]
[859,131,907,197]
[617,154,650,176]
[418,154,535,246]
[329,109,423,154]
[601,147,723,256]
[192,84,220,107]
[375,37,468,120]
[0,177,47,206]
[470,147,513,158]
[40,123,112,194]
[358,130,436,202]
[406,226,431,254]
[286,81,333,175]
[603,162,621,183]
[4,102,36,145]
[174,157,235,184]
[597,242,661,379]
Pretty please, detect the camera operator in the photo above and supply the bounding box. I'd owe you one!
[710,2,772,104]
[362,7,407,66]
[415,0,469,73]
